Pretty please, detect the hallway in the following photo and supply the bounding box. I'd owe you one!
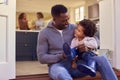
[16,61,48,76]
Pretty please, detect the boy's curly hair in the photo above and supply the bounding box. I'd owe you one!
[79,19,97,37]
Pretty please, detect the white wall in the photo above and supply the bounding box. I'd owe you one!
[99,0,115,66]
[69,7,75,24]
[99,0,115,49]
[114,0,120,69]
[99,0,120,69]
[16,0,85,13]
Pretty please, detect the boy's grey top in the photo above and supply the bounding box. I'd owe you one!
[37,21,76,65]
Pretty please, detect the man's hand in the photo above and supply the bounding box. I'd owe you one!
[78,44,88,53]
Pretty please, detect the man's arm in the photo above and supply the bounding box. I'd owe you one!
[37,30,64,64]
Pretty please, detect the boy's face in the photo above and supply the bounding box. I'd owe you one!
[74,25,85,39]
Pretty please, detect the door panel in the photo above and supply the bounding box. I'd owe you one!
[0,0,16,79]
[0,16,7,62]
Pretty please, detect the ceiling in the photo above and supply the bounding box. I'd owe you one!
[16,0,85,12]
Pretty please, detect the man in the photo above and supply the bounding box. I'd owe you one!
[37,4,117,80]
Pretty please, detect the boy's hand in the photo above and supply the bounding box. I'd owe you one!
[71,60,77,69]
[78,44,88,53]
[71,56,78,69]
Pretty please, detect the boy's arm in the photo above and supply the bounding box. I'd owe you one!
[83,37,98,49]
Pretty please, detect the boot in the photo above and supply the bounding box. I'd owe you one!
[77,59,96,77]
[63,43,77,61]
[63,43,73,61]
[71,47,78,59]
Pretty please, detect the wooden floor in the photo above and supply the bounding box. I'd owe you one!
[12,68,120,80]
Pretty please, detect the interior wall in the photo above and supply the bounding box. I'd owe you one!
[84,0,98,19]
[99,0,115,66]
[114,0,120,69]
[16,0,52,13]
[69,0,98,23]
[69,7,75,24]
[16,0,85,13]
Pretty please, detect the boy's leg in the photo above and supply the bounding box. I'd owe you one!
[63,43,73,62]
[49,63,73,80]
[77,52,96,77]
[63,43,78,61]
[81,51,97,60]
[77,59,96,77]
[92,55,118,80]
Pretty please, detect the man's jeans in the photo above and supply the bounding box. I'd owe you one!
[49,55,118,80]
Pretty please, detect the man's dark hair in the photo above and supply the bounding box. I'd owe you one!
[79,19,97,37]
[51,4,67,17]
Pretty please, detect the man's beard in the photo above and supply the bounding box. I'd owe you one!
[56,24,67,30]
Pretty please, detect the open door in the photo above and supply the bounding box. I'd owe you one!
[0,0,16,79]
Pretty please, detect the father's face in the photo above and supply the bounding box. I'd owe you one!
[54,13,70,30]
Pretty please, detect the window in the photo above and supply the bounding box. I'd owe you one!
[75,6,84,22]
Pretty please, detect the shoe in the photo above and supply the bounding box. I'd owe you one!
[63,43,73,61]
[71,47,78,59]
[77,59,96,77]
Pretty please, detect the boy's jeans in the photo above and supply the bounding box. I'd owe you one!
[49,55,118,80]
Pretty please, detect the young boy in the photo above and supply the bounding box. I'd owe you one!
[63,19,98,77]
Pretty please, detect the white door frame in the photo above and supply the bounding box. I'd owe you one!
[113,0,120,69]
[0,0,16,79]
[99,0,120,69]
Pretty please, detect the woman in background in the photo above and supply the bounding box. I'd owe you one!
[18,13,29,30]
[35,12,45,30]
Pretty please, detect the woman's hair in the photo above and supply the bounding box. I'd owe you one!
[51,4,67,17]
[37,12,44,18]
[79,19,97,37]
[18,13,25,20]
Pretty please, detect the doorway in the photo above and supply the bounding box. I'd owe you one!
[16,0,99,76]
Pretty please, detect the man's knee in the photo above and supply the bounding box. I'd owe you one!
[57,73,72,80]
[49,64,72,80]
[92,55,107,62]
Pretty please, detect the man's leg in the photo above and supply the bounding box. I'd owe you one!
[92,55,118,80]
[49,63,73,80]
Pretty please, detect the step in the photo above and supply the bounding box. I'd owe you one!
[12,68,120,80]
